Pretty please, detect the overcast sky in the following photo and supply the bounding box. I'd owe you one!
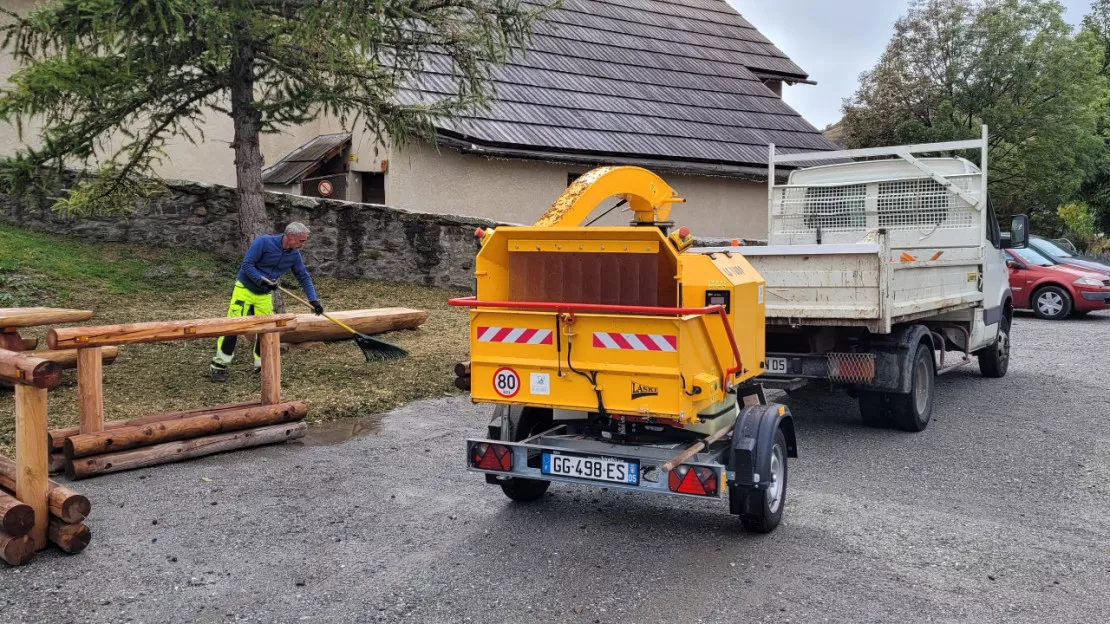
[728,0,1094,129]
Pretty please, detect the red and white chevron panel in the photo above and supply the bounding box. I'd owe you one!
[592,332,677,352]
[476,327,553,345]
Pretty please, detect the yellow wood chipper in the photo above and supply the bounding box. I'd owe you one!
[450,166,798,532]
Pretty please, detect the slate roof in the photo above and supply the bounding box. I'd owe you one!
[262,133,351,185]
[402,0,836,176]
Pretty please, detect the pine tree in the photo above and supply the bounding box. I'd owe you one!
[0,0,550,248]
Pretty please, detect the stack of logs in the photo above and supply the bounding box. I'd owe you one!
[454,361,471,391]
[49,400,308,480]
[45,314,308,480]
[0,456,91,565]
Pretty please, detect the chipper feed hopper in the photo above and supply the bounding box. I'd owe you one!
[451,166,798,532]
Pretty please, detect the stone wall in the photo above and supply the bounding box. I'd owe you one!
[1,178,766,292]
[0,179,497,291]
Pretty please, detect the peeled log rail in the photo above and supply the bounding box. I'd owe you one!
[454,361,471,377]
[48,314,297,350]
[0,490,34,537]
[67,422,308,480]
[0,531,35,566]
[48,400,262,452]
[454,376,471,391]
[21,337,38,350]
[48,518,91,554]
[0,456,91,523]
[65,401,308,459]
[0,348,61,389]
[31,347,119,369]
[280,308,427,344]
[0,307,92,329]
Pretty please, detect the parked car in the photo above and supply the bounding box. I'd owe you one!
[1028,236,1110,276]
[1006,247,1110,319]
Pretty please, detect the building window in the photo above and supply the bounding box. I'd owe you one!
[362,172,385,204]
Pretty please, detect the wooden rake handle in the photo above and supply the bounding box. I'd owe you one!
[277,286,359,336]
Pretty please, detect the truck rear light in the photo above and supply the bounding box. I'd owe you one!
[667,465,718,496]
[472,442,512,471]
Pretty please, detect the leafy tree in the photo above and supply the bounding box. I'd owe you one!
[1077,0,1110,236]
[0,0,550,249]
[840,0,1106,230]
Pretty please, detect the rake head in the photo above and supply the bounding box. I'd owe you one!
[352,332,408,362]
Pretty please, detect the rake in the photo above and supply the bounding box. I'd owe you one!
[278,286,408,362]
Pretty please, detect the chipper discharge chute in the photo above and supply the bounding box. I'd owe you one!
[450,166,799,533]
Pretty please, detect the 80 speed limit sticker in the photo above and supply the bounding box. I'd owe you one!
[492,367,520,398]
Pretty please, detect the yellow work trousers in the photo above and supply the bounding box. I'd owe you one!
[210,282,273,370]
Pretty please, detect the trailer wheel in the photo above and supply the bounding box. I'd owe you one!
[739,428,788,533]
[499,408,552,503]
[857,391,891,428]
[888,343,935,432]
[977,315,1010,378]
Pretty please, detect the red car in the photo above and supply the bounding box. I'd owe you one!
[1006,247,1110,319]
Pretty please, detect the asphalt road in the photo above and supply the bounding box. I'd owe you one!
[2,311,1108,624]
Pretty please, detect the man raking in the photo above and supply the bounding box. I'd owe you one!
[210,222,322,382]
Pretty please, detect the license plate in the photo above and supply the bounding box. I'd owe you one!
[766,357,789,374]
[542,453,639,485]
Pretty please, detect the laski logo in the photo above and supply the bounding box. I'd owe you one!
[631,381,659,400]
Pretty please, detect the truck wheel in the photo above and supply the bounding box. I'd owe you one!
[499,409,552,503]
[977,316,1010,378]
[739,428,788,533]
[1032,285,1072,320]
[888,344,934,432]
[857,391,891,428]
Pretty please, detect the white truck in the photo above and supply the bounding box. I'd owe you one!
[700,127,1029,430]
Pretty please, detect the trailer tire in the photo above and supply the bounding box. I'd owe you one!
[977,315,1010,378]
[888,343,934,432]
[857,391,891,428]
[739,428,788,533]
[499,408,552,503]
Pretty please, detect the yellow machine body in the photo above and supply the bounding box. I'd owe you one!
[464,167,765,428]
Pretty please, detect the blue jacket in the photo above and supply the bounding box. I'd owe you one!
[236,234,318,301]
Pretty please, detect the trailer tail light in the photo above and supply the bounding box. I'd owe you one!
[667,465,719,497]
[471,443,512,472]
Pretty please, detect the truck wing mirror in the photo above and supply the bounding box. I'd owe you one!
[1005,215,1029,249]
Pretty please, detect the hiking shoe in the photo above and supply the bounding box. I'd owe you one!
[210,368,229,383]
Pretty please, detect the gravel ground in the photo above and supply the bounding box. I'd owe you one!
[2,311,1108,624]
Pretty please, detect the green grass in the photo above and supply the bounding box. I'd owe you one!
[0,223,473,457]
[0,223,230,306]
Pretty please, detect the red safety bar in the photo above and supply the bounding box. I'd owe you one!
[448,297,743,379]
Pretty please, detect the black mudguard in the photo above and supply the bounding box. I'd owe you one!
[728,403,797,515]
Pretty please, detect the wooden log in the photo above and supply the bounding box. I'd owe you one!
[67,422,308,480]
[260,332,281,405]
[280,308,428,343]
[0,456,91,524]
[48,400,262,452]
[0,531,35,566]
[48,314,298,349]
[48,453,66,475]
[78,347,104,435]
[48,518,91,554]
[15,384,50,549]
[0,307,92,329]
[454,361,471,377]
[31,346,119,368]
[21,337,38,350]
[0,348,61,389]
[0,490,34,537]
[454,376,471,391]
[65,401,308,459]
[0,331,24,352]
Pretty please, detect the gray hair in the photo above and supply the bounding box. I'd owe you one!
[284,222,310,236]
